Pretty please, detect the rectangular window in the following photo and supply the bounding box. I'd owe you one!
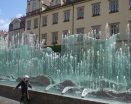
[63,30,69,38]
[77,28,84,41]
[92,3,100,16]
[77,7,84,19]
[13,22,19,29]
[32,0,37,11]
[77,28,84,34]
[129,0,131,10]
[41,34,47,45]
[64,10,70,22]
[34,18,38,28]
[110,23,119,36]
[42,16,47,26]
[27,20,31,30]
[56,0,58,5]
[52,32,58,44]
[52,13,58,24]
[92,26,101,39]
[109,0,118,13]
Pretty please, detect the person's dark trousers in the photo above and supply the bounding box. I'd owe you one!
[21,91,30,102]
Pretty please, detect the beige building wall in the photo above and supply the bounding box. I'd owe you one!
[26,14,40,38]
[26,0,131,47]
[40,5,73,46]
[73,0,131,40]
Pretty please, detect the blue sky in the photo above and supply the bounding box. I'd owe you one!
[0,0,27,31]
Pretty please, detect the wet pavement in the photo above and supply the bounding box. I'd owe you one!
[0,96,19,104]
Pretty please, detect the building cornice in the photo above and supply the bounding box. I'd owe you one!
[26,0,93,17]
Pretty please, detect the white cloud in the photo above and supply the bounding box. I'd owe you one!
[0,19,10,31]
[16,14,23,18]
[0,19,5,24]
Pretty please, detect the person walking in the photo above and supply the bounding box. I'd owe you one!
[14,75,33,103]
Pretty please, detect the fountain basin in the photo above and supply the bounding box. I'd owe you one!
[0,84,107,104]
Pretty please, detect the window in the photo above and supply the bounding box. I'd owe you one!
[32,0,37,11]
[13,22,19,29]
[129,0,131,10]
[92,26,101,39]
[64,10,70,22]
[77,28,84,34]
[77,7,84,19]
[52,13,58,24]
[52,32,58,44]
[42,16,47,26]
[110,23,119,36]
[27,20,31,30]
[34,18,38,28]
[92,3,100,16]
[56,0,58,5]
[41,34,47,45]
[77,28,84,41]
[63,30,69,38]
[109,0,118,13]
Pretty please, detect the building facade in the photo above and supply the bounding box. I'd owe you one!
[8,16,26,46]
[25,0,131,47]
[8,16,25,36]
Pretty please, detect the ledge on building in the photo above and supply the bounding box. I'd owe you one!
[52,4,61,9]
[26,9,41,17]
[109,10,119,14]
[42,24,47,27]
[52,42,57,44]
[63,19,70,22]
[52,22,58,25]
[92,14,100,17]
[34,26,38,29]
[77,17,84,20]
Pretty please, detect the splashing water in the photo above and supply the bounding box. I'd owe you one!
[0,25,131,102]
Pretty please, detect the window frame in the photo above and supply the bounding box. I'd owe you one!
[110,23,119,36]
[109,0,119,13]
[92,3,100,16]
[77,28,84,42]
[77,28,84,34]
[27,20,31,30]
[77,7,84,19]
[34,18,38,28]
[52,32,58,44]
[55,0,58,5]
[32,0,37,11]
[41,33,47,45]
[42,16,47,26]
[63,10,70,22]
[63,30,69,38]
[52,13,58,24]
[92,26,101,39]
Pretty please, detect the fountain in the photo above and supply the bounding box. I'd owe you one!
[0,24,131,103]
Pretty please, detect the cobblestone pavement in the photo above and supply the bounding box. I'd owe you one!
[0,96,19,104]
